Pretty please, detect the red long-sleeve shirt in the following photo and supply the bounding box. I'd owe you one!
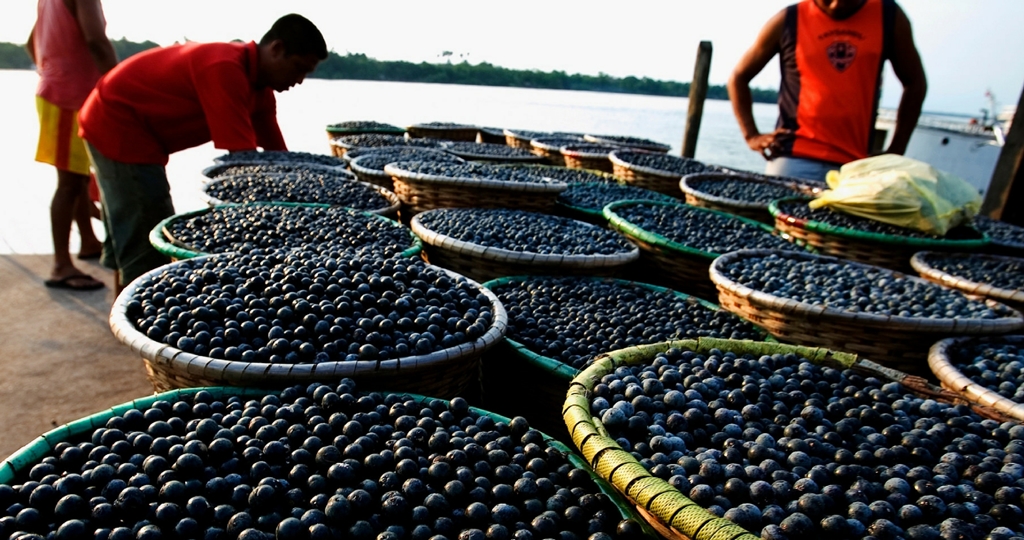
[79,40,286,165]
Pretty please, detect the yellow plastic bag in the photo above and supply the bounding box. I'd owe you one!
[808,154,982,236]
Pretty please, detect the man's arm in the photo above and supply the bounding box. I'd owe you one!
[75,0,117,73]
[252,92,287,152]
[884,5,927,155]
[26,25,36,65]
[727,9,791,160]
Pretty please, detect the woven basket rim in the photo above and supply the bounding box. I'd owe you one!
[583,134,671,152]
[769,196,991,249]
[109,256,508,383]
[709,249,1024,332]
[497,164,623,185]
[911,251,1024,305]
[603,199,796,261]
[715,167,828,193]
[929,335,1024,421]
[384,163,569,193]
[680,172,804,211]
[608,150,697,181]
[150,202,423,260]
[344,147,458,167]
[530,137,586,151]
[482,276,771,384]
[410,212,639,268]
[561,145,618,159]
[202,174,401,215]
[202,161,352,180]
[438,142,546,163]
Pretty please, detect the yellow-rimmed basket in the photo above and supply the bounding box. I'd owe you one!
[384,163,569,216]
[930,335,1024,422]
[608,150,715,197]
[911,251,1024,313]
[0,385,657,540]
[561,144,618,173]
[410,211,639,283]
[603,200,810,302]
[406,123,479,142]
[109,257,508,397]
[709,249,1024,374]
[564,337,1014,540]
[201,174,402,220]
[479,276,772,444]
[149,203,423,262]
[584,134,671,153]
[770,197,990,272]
[201,161,353,181]
[680,172,810,224]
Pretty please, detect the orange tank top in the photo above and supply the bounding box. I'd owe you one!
[776,0,895,164]
[34,0,104,110]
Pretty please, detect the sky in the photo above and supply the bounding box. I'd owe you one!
[3,0,1023,116]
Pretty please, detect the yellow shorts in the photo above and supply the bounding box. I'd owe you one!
[35,95,91,176]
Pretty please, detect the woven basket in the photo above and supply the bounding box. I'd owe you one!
[561,145,617,173]
[479,277,768,445]
[530,137,586,166]
[680,172,806,224]
[563,337,1013,540]
[770,197,990,272]
[439,142,546,164]
[324,122,405,139]
[503,129,548,149]
[384,163,569,216]
[476,127,508,145]
[109,258,508,397]
[201,161,352,180]
[608,151,700,197]
[911,251,1024,313]
[410,213,639,283]
[202,175,402,220]
[709,249,1024,374]
[929,335,1024,421]
[603,200,808,303]
[149,203,423,261]
[583,134,671,153]
[406,123,479,142]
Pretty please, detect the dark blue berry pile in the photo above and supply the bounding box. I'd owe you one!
[205,175,389,210]
[613,203,801,254]
[214,152,345,169]
[919,253,1024,292]
[951,339,1024,401]
[775,200,984,241]
[558,184,675,213]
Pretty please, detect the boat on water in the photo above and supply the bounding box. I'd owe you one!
[874,98,1014,198]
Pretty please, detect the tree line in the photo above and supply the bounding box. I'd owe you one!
[0,39,778,103]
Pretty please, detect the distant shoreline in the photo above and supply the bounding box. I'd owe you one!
[0,39,779,104]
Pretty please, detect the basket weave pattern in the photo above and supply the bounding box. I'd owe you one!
[709,250,1024,374]
[407,125,479,142]
[609,154,684,197]
[911,252,1024,313]
[109,260,508,398]
[385,165,567,216]
[929,336,1024,421]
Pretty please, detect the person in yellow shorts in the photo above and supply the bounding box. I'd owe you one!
[28,0,117,290]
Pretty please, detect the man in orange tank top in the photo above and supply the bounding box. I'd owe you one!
[28,0,117,290]
[727,0,927,181]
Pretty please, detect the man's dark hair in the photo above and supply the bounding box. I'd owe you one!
[260,14,328,59]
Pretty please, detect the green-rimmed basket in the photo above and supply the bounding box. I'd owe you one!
[911,251,1024,313]
[709,249,1024,374]
[563,337,1013,540]
[561,145,618,173]
[930,335,1024,422]
[479,276,772,444]
[0,385,656,540]
[201,174,402,220]
[409,212,639,283]
[406,123,479,142]
[325,122,405,139]
[603,200,810,302]
[109,257,508,396]
[148,203,423,261]
[770,196,991,272]
[201,161,354,181]
[679,172,811,224]
[383,163,569,216]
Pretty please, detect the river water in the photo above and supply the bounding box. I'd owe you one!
[0,69,779,255]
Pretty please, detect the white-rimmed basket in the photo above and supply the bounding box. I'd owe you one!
[930,335,1024,421]
[710,249,1024,374]
[911,251,1024,313]
[109,257,508,397]
[383,163,569,216]
[201,174,401,219]
[410,212,640,283]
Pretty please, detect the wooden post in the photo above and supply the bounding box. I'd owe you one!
[982,82,1024,219]
[682,41,713,158]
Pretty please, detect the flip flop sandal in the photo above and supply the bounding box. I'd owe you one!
[44,274,105,291]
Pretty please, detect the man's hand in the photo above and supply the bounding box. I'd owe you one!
[746,128,793,160]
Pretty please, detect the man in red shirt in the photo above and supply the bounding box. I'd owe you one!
[79,13,326,293]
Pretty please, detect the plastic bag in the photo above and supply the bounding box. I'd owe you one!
[808,154,982,236]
